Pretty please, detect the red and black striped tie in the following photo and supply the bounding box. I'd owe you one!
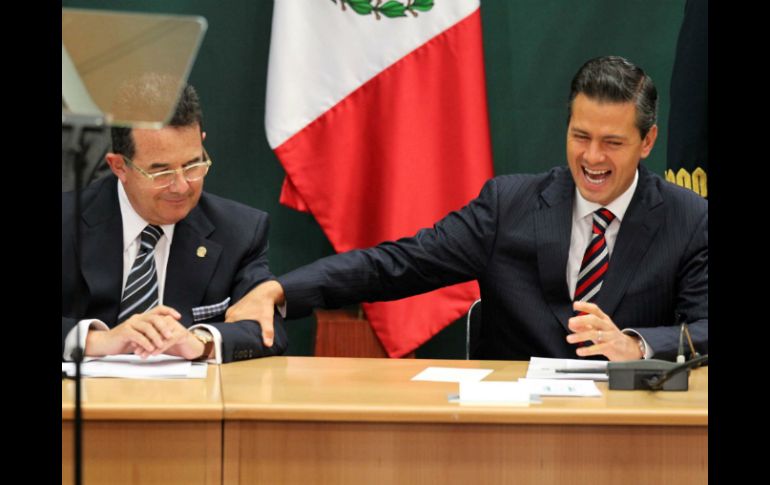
[574,208,615,314]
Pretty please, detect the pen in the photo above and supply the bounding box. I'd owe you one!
[554,368,607,374]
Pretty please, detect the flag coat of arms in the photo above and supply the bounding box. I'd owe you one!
[265,0,494,357]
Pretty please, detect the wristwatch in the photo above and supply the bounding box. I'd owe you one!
[191,328,214,361]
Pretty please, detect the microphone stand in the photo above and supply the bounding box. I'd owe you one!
[62,112,107,485]
[645,354,709,391]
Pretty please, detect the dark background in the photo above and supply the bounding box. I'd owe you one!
[62,0,688,358]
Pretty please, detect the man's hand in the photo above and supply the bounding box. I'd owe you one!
[85,305,183,358]
[566,301,644,361]
[162,330,208,361]
[225,280,285,347]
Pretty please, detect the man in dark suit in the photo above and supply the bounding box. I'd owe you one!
[62,82,287,363]
[226,56,707,362]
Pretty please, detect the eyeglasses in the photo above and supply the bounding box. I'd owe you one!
[123,147,213,189]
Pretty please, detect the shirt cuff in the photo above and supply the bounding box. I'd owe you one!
[189,324,222,364]
[276,301,287,319]
[63,319,109,361]
[622,329,654,359]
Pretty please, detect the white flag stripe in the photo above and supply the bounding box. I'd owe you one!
[265,0,479,148]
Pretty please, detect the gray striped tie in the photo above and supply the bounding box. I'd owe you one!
[118,225,162,323]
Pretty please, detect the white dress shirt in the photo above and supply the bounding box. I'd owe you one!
[63,180,223,363]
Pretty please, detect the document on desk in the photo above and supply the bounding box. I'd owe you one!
[457,380,531,405]
[526,357,608,381]
[61,354,207,379]
[518,378,602,397]
[411,366,494,382]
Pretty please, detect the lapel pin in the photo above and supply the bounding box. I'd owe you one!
[196,246,207,258]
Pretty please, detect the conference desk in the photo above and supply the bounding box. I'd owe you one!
[62,357,707,484]
[221,357,707,484]
[61,366,223,485]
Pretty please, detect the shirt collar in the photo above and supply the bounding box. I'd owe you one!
[574,168,639,222]
[117,180,175,251]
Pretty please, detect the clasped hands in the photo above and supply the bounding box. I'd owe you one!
[85,305,206,360]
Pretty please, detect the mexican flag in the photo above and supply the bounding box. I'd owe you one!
[265,0,494,357]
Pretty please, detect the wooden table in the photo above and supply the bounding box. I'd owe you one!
[61,365,223,485]
[220,357,707,485]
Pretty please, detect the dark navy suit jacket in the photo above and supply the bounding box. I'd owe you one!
[278,165,707,361]
[62,175,288,363]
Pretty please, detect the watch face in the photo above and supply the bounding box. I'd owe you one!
[192,329,214,361]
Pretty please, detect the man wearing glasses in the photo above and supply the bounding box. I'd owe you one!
[62,83,287,363]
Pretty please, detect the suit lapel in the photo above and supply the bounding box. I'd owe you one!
[596,166,664,316]
[80,178,123,326]
[535,168,576,332]
[164,205,222,325]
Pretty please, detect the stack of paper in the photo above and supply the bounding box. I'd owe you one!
[61,354,207,379]
[410,364,603,404]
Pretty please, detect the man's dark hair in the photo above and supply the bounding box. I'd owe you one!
[111,81,203,158]
[568,56,658,138]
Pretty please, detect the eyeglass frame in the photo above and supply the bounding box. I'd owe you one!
[122,147,213,188]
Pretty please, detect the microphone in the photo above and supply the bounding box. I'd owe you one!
[676,322,686,363]
[675,319,702,364]
[607,354,708,391]
[609,320,705,391]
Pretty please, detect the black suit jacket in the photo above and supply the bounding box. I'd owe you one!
[62,175,288,362]
[278,165,707,361]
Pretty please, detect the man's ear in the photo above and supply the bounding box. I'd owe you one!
[639,125,658,159]
[201,131,207,142]
[105,153,128,182]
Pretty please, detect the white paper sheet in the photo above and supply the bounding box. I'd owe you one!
[62,354,207,379]
[526,357,608,381]
[518,378,603,397]
[458,380,531,405]
[411,366,494,382]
